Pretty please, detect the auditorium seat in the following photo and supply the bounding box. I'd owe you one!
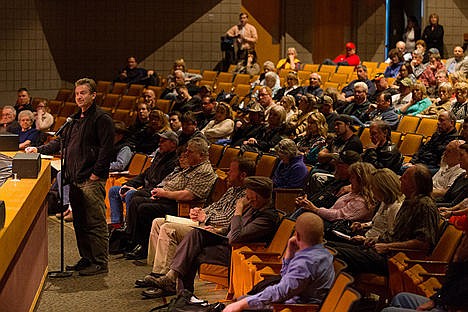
[55,88,73,102]
[126,84,145,97]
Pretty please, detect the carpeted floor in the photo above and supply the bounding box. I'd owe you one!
[35,217,227,312]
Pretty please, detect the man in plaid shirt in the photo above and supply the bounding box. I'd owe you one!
[135,157,256,288]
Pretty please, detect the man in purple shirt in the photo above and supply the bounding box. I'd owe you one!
[223,212,335,312]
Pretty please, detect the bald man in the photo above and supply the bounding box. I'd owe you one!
[223,213,335,312]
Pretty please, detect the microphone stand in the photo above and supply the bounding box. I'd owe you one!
[49,122,73,278]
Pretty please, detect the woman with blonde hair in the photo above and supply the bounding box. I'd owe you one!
[280,95,298,123]
[397,82,432,115]
[276,47,301,71]
[422,82,454,115]
[451,82,468,119]
[167,58,202,84]
[201,102,234,143]
[296,162,376,223]
[274,72,301,102]
[295,111,328,165]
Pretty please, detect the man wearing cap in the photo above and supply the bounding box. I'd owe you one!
[323,42,361,67]
[109,120,134,172]
[136,157,256,296]
[107,129,179,229]
[317,114,363,172]
[124,137,216,260]
[230,102,265,147]
[362,92,400,129]
[341,65,376,102]
[369,73,399,103]
[142,176,279,297]
[223,213,334,312]
[319,95,339,133]
[392,77,413,112]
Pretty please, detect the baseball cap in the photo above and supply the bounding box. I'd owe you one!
[373,73,385,81]
[334,150,361,165]
[345,42,356,50]
[322,95,333,106]
[247,102,264,113]
[158,130,179,144]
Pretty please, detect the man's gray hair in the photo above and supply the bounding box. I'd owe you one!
[2,105,16,117]
[275,138,299,159]
[354,81,368,92]
[187,137,209,156]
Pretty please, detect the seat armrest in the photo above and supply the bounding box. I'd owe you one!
[271,303,319,312]
[273,188,304,193]
[241,251,282,257]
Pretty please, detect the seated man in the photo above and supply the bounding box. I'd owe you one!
[107,130,179,228]
[362,92,400,129]
[230,103,265,147]
[141,176,279,298]
[368,73,399,103]
[177,111,208,148]
[402,111,459,175]
[114,56,156,86]
[14,88,34,117]
[323,42,361,67]
[126,102,150,150]
[339,82,371,125]
[445,45,468,75]
[135,157,255,289]
[432,140,465,199]
[0,105,20,134]
[124,137,217,260]
[361,121,403,173]
[224,212,335,311]
[341,65,376,102]
[330,164,440,275]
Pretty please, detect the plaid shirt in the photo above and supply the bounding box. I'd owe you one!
[164,160,216,200]
[204,186,246,228]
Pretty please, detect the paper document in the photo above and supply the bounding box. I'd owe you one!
[165,215,199,226]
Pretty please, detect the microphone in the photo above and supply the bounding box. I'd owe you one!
[55,117,74,137]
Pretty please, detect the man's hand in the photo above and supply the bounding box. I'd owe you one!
[25,147,38,153]
[89,173,100,181]
[223,298,249,312]
[374,243,390,254]
[284,235,299,259]
[119,186,136,198]
[151,187,166,199]
[416,299,435,311]
[234,197,250,216]
[189,207,206,222]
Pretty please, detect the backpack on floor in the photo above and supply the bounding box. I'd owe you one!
[149,289,224,312]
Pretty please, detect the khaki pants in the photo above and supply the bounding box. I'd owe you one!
[147,218,194,274]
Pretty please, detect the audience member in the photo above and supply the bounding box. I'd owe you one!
[422,13,444,58]
[109,121,133,172]
[167,58,202,86]
[178,112,208,148]
[252,61,278,88]
[233,49,260,75]
[341,65,376,101]
[296,162,375,228]
[0,105,20,134]
[403,16,421,53]
[33,99,54,131]
[226,13,258,62]
[276,47,301,71]
[201,102,234,143]
[230,103,265,147]
[319,95,339,133]
[136,157,255,292]
[196,96,216,130]
[421,81,453,115]
[223,213,334,311]
[397,82,432,115]
[279,95,299,123]
[403,111,459,174]
[107,131,179,228]
[432,140,465,198]
[392,78,413,111]
[163,70,199,100]
[137,109,170,154]
[339,82,371,124]
[114,56,155,85]
[18,110,39,149]
[242,105,286,153]
[124,138,217,260]
[410,49,426,78]
[142,89,157,109]
[384,48,404,78]
[172,84,202,113]
[370,73,399,103]
[14,87,34,117]
[451,82,468,119]
[395,62,417,85]
[446,46,468,75]
[168,111,182,135]
[272,138,309,188]
[295,111,328,165]
[333,164,440,275]
[362,92,400,129]
[386,42,412,63]
[127,102,150,150]
[317,114,363,171]
[291,93,319,136]
[143,176,279,296]
[302,73,324,97]
[362,121,403,173]
[415,39,429,63]
[274,72,302,102]
[323,42,361,66]
[419,52,446,89]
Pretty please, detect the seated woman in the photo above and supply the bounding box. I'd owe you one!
[395,61,417,85]
[450,82,468,120]
[421,82,453,115]
[419,51,446,89]
[292,93,319,136]
[34,99,54,131]
[296,162,376,226]
[18,110,39,149]
[201,102,234,143]
[242,105,287,153]
[397,82,432,115]
[167,58,202,85]
[384,49,404,78]
[295,111,328,165]
[279,95,298,124]
[344,168,404,245]
[274,72,302,102]
[272,138,309,188]
[252,61,277,86]
[233,49,260,75]
[276,47,301,71]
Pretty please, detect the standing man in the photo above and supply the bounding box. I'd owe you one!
[226,13,258,63]
[27,78,114,276]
